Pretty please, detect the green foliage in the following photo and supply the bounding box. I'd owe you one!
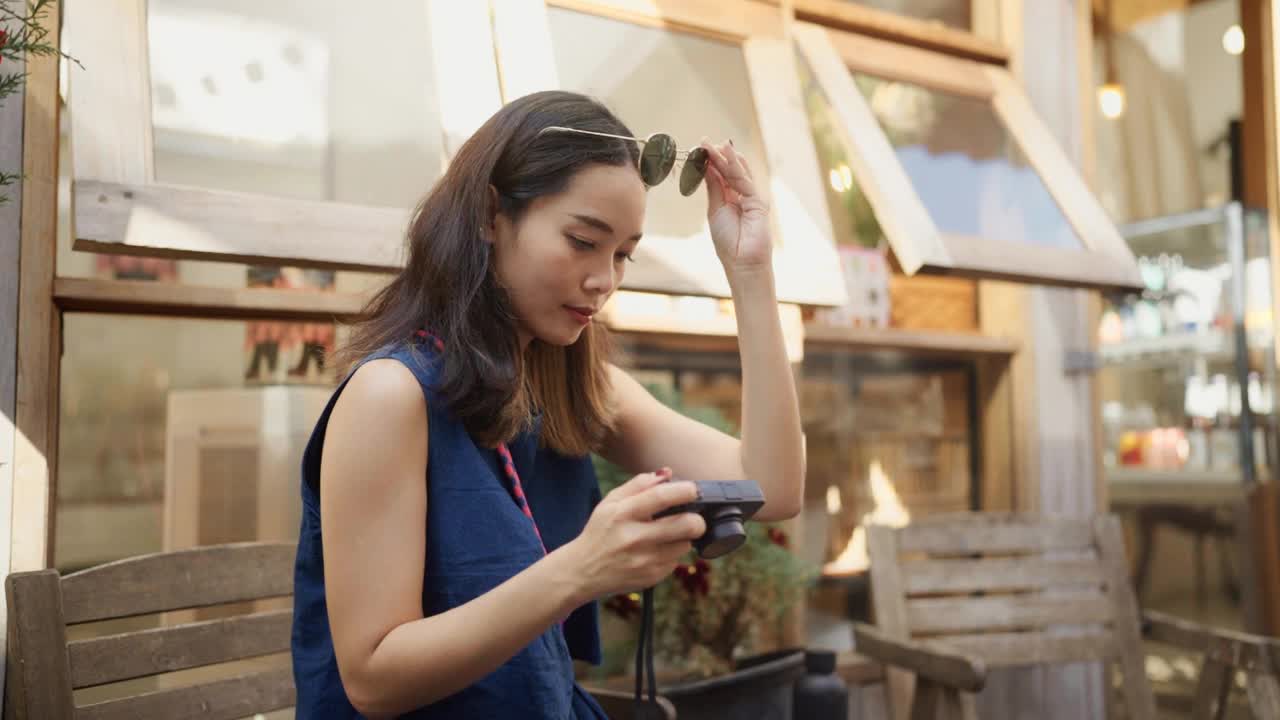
[1,1,80,205]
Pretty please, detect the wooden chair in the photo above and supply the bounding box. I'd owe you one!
[855,512,1280,720]
[853,513,1156,720]
[1144,610,1280,719]
[4,542,673,720]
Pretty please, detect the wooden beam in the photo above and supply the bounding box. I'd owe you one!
[765,0,1011,64]
[547,0,786,43]
[0,0,25,700]
[825,27,997,99]
[1261,0,1280,639]
[743,34,849,308]
[1090,0,1216,34]
[1079,0,1107,514]
[72,179,409,272]
[803,323,1018,357]
[491,0,559,102]
[852,622,987,693]
[941,234,1141,291]
[13,0,63,573]
[1243,0,1269,211]
[52,277,373,322]
[425,0,503,162]
[973,313,1020,513]
[1015,4,1111,718]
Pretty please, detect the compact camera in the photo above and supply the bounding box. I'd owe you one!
[654,480,766,559]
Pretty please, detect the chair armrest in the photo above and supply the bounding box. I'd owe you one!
[1142,610,1280,673]
[853,622,987,692]
[580,685,677,720]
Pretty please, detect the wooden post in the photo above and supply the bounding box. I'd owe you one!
[973,0,1109,717]
[0,0,27,708]
[1256,0,1280,638]
[1243,0,1270,212]
[1077,0,1108,515]
[12,0,62,573]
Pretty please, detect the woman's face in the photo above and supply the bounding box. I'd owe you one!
[492,163,646,347]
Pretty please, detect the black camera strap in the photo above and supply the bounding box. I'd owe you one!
[633,587,657,718]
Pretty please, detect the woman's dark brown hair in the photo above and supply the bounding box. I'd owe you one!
[335,91,641,456]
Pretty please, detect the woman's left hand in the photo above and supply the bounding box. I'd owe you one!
[701,139,772,276]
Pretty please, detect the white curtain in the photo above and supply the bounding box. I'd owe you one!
[1094,31,1205,222]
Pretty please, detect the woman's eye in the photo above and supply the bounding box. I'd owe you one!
[568,235,595,251]
[615,251,635,264]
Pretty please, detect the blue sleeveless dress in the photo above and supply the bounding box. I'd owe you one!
[291,339,608,718]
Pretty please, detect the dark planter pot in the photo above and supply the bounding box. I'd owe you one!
[660,648,806,720]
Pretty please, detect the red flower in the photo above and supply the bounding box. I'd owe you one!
[767,527,789,548]
[604,592,641,621]
[0,30,7,64]
[674,559,711,596]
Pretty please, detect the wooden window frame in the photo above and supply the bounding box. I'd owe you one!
[61,0,498,277]
[490,0,849,306]
[795,21,1142,291]
[760,0,1012,64]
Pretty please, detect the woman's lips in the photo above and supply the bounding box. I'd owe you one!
[565,306,594,324]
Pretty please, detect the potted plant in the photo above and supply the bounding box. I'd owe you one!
[588,383,817,720]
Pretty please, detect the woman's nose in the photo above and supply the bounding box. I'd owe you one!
[582,258,617,295]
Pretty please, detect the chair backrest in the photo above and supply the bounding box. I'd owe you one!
[5,542,296,720]
[867,513,1157,718]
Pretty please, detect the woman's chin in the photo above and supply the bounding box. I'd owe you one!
[538,324,587,347]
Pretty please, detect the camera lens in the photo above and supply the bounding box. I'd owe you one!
[695,506,746,559]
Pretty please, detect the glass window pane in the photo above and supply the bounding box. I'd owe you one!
[798,56,979,333]
[799,55,885,251]
[855,71,1085,248]
[836,0,972,31]
[56,111,389,296]
[546,7,770,244]
[854,72,1082,249]
[147,0,443,208]
[55,314,343,573]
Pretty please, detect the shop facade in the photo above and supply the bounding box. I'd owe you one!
[4,0,1278,717]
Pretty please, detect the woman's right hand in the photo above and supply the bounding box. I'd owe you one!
[564,469,707,601]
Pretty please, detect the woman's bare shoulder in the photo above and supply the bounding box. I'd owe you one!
[325,358,429,475]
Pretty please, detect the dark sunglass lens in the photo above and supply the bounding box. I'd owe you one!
[639,134,677,187]
[679,147,710,196]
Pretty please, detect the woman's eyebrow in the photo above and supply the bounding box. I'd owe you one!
[570,213,642,242]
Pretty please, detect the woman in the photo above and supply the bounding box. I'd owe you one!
[291,90,805,719]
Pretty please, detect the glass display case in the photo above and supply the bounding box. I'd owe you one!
[1097,202,1272,627]
[1099,203,1273,497]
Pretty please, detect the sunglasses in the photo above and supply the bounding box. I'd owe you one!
[538,126,710,196]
